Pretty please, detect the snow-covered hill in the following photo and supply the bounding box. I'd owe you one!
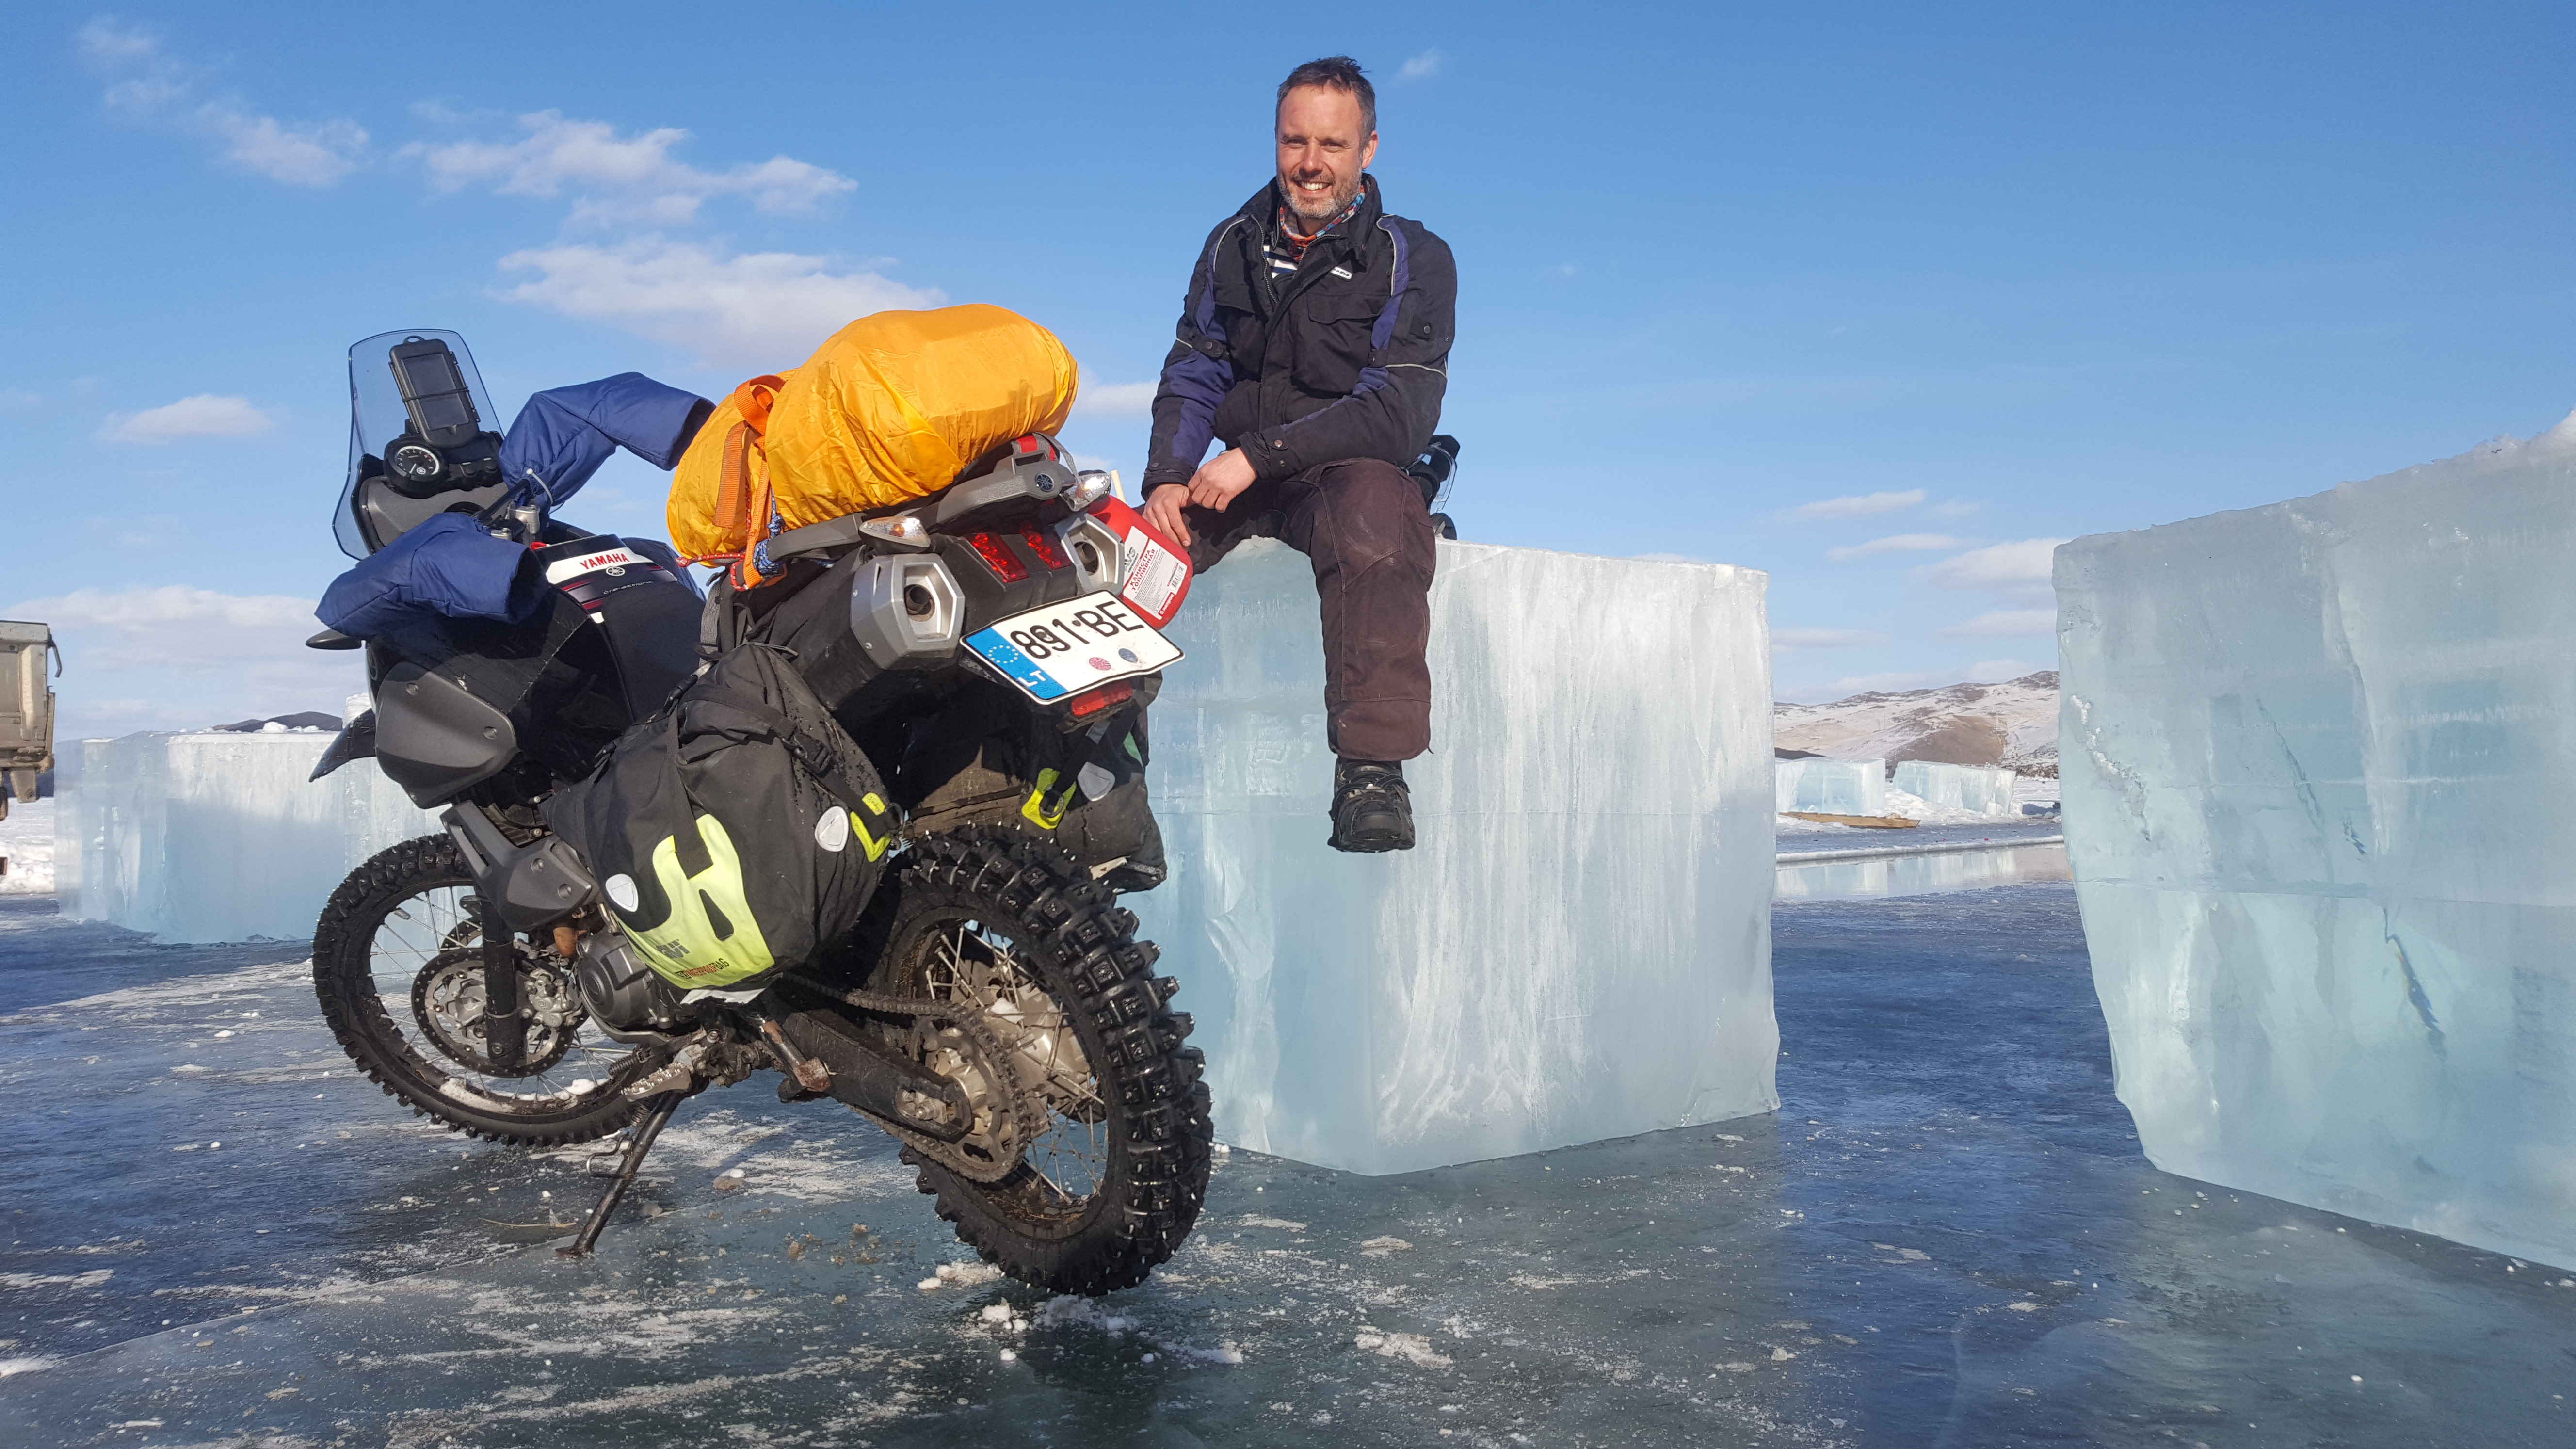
[1774,671,2059,774]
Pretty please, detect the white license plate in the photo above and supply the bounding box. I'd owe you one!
[964,595,1182,703]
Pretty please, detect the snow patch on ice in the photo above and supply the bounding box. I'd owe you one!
[632,1108,910,1203]
[0,1270,113,1290]
[1507,1268,1649,1290]
[972,1295,1241,1364]
[920,1260,1002,1291]
[1354,1327,1452,1368]
[1031,1295,1133,1333]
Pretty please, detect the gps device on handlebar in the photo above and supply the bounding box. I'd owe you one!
[336,331,511,553]
[390,338,483,451]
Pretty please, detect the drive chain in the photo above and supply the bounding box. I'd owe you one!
[779,975,1044,1185]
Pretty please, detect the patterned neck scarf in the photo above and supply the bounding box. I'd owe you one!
[1273,181,1368,263]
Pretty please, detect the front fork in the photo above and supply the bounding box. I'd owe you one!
[479,896,530,1073]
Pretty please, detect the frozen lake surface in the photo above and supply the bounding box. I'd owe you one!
[3,883,2570,1446]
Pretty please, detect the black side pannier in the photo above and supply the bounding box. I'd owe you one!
[544,643,898,992]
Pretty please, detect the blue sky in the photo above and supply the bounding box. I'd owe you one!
[2,1,2567,734]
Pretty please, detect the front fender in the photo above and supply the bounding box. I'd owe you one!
[309,710,377,782]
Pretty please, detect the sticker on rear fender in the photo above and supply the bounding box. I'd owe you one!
[1119,529,1189,621]
[965,595,1182,703]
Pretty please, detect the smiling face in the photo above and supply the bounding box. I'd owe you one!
[1274,84,1378,232]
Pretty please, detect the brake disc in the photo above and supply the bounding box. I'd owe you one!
[410,947,583,1077]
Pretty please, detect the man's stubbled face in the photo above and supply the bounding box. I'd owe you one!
[1275,84,1379,231]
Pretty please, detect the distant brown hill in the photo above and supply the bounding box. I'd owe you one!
[1774,671,2058,776]
[210,712,343,733]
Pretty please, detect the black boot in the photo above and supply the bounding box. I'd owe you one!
[1329,758,1415,853]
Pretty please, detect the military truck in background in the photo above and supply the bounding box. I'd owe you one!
[0,621,59,822]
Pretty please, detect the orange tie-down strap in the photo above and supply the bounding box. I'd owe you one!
[695,375,786,589]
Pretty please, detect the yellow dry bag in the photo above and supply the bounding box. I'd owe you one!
[668,304,1079,582]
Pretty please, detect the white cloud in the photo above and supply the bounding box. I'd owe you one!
[4,584,362,736]
[1400,49,1443,80]
[97,395,274,444]
[496,237,942,368]
[412,111,853,224]
[1776,669,1948,702]
[204,107,367,185]
[1073,380,1159,420]
[1939,608,2057,638]
[1774,656,2048,704]
[1788,489,1923,521]
[1824,533,1961,561]
[1965,658,2044,682]
[1771,627,1886,651]
[76,18,159,63]
[14,585,314,670]
[80,20,367,186]
[1918,538,2068,592]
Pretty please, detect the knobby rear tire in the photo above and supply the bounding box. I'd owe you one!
[876,827,1212,1296]
[311,834,646,1146]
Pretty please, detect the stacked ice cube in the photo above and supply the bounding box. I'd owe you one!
[60,727,435,943]
[1128,539,1779,1175]
[1893,760,2016,817]
[1775,757,1886,816]
[2057,410,2576,1267]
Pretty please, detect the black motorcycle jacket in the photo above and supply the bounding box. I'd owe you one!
[1143,176,1456,491]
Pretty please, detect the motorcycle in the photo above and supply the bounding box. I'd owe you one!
[305,329,1211,1294]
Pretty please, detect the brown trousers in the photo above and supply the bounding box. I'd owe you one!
[1181,457,1437,761]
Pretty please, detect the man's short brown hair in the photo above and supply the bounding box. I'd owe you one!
[1277,56,1376,138]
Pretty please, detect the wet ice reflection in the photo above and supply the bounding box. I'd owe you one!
[1776,843,2070,901]
[5,887,2572,1446]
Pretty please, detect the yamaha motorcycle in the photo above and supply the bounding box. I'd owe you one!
[306,330,1210,1293]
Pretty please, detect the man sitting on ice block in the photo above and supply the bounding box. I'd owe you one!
[1141,55,1458,853]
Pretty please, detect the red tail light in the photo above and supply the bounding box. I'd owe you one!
[1065,681,1134,718]
[965,531,1029,583]
[1017,523,1070,571]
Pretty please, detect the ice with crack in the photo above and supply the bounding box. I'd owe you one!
[1127,538,1779,1174]
[2057,409,2576,1267]
[61,730,435,943]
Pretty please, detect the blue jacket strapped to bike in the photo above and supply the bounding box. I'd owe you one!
[318,374,710,638]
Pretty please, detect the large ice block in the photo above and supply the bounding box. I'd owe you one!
[2057,412,2576,1268]
[61,731,437,943]
[1893,760,2015,817]
[1775,757,1887,816]
[1127,539,1778,1175]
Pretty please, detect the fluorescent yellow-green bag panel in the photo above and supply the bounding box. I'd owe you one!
[617,814,777,989]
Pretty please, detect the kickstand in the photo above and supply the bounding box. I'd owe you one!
[558,1090,683,1259]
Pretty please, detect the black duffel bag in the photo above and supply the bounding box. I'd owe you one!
[545,642,899,993]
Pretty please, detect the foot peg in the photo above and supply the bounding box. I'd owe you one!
[624,1037,713,1099]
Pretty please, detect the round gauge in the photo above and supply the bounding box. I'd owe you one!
[389,443,443,482]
